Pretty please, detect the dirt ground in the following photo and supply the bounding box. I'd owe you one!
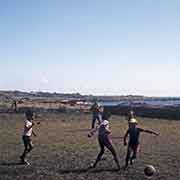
[0,112,180,180]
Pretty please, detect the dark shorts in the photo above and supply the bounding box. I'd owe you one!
[22,135,31,146]
[98,136,112,148]
[129,144,140,152]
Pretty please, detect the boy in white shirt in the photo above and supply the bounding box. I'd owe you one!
[20,110,37,165]
[90,115,120,170]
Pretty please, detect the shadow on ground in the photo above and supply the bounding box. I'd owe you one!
[0,161,26,166]
[60,167,121,174]
[65,128,90,133]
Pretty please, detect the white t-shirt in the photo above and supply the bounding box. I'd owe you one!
[23,120,33,136]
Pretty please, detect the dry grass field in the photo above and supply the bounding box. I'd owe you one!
[0,112,180,180]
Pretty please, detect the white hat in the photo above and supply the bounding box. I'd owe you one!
[129,118,138,124]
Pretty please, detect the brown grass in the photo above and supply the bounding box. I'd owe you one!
[0,112,180,180]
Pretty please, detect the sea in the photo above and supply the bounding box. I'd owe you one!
[99,100,180,107]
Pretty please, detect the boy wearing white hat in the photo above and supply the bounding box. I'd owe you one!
[123,118,159,169]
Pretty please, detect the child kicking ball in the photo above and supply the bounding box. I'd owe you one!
[123,118,159,169]
[90,119,120,170]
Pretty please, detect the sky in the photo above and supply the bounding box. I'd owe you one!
[0,0,180,97]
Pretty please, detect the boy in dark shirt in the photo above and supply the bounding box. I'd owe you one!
[124,118,159,169]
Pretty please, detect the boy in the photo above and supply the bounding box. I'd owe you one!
[88,106,104,137]
[98,106,104,123]
[124,118,159,169]
[90,101,101,129]
[90,118,120,170]
[126,110,135,127]
[20,110,37,165]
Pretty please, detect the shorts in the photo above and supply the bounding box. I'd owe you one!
[22,135,31,146]
[129,144,140,152]
[98,136,112,148]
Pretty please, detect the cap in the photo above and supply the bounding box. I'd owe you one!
[129,118,138,124]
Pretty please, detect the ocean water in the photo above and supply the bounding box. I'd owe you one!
[99,100,180,107]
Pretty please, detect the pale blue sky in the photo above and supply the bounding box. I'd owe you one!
[0,0,180,96]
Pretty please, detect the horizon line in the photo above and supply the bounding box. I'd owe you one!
[0,89,180,98]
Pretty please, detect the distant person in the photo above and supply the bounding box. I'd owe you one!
[12,100,17,113]
[126,110,135,127]
[90,117,120,170]
[98,106,104,122]
[123,118,159,169]
[88,109,110,137]
[90,101,101,129]
[20,110,37,165]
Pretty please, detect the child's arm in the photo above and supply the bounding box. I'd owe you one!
[140,128,159,136]
[88,126,99,137]
[32,130,37,137]
[92,126,99,133]
[123,129,129,146]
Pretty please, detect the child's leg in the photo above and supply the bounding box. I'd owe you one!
[106,143,120,169]
[92,141,105,167]
[27,140,34,153]
[20,136,29,161]
[91,113,97,129]
[125,146,132,168]
[130,145,138,163]
[97,113,102,125]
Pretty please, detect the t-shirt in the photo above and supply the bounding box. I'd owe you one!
[128,127,143,145]
[98,124,110,139]
[23,120,33,136]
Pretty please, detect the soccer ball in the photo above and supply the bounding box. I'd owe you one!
[144,165,156,177]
